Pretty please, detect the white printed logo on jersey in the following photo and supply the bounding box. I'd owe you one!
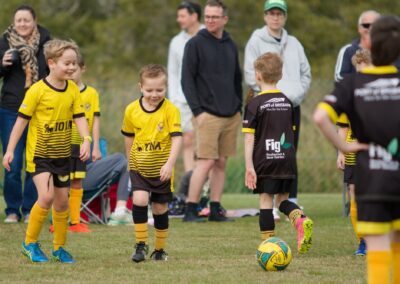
[369,143,399,171]
[355,78,400,102]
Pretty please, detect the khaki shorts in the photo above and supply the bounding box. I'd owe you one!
[193,112,240,159]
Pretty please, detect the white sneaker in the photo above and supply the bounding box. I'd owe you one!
[108,207,132,225]
[273,207,281,222]
[4,213,19,223]
[24,214,30,224]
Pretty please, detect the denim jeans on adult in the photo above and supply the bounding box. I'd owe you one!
[0,107,37,218]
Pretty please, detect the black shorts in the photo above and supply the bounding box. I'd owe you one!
[344,165,355,184]
[357,200,400,235]
[130,170,173,203]
[32,157,70,187]
[253,178,295,195]
[70,144,86,179]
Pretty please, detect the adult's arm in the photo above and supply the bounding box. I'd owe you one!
[244,36,260,92]
[0,39,11,77]
[299,44,311,103]
[181,40,202,116]
[167,38,180,103]
[234,47,243,112]
[334,44,352,82]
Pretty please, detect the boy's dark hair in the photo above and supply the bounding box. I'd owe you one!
[254,52,283,84]
[139,64,167,84]
[14,5,36,20]
[206,0,228,16]
[178,1,202,21]
[370,15,400,66]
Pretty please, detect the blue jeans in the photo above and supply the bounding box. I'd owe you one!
[0,107,37,218]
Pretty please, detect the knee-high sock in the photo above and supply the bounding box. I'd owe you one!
[259,209,275,240]
[25,202,49,244]
[367,251,391,284]
[153,211,169,250]
[350,198,360,241]
[132,205,148,244]
[69,188,83,225]
[392,242,400,284]
[279,200,302,227]
[52,208,69,250]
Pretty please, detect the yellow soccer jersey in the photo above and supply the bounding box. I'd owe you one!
[18,79,84,172]
[336,113,356,165]
[121,98,182,178]
[71,85,100,145]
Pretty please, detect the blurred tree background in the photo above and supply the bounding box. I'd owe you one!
[0,0,399,193]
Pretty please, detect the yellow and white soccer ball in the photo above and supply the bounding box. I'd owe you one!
[256,237,292,271]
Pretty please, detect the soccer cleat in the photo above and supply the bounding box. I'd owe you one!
[208,205,234,222]
[49,224,54,233]
[131,242,149,263]
[68,223,91,233]
[150,249,168,261]
[295,217,313,253]
[182,210,207,222]
[108,208,133,225]
[51,247,76,263]
[22,242,49,263]
[354,239,366,256]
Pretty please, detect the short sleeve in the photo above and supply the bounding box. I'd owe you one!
[167,102,182,137]
[93,89,100,116]
[72,84,85,118]
[18,85,39,119]
[242,100,257,134]
[121,104,135,137]
[336,113,350,128]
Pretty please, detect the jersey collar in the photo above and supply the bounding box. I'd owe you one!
[361,65,398,75]
[258,90,281,95]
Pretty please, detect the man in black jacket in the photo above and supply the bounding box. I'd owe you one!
[181,0,242,222]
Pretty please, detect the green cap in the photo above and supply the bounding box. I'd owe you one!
[264,0,288,13]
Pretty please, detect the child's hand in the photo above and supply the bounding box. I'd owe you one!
[91,147,102,162]
[245,168,257,190]
[2,151,14,171]
[336,151,345,170]
[160,162,173,182]
[79,140,91,162]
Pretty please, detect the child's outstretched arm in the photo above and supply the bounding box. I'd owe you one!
[313,108,368,153]
[244,133,257,190]
[74,116,91,162]
[160,135,182,182]
[2,117,29,171]
[124,136,134,161]
[91,116,101,162]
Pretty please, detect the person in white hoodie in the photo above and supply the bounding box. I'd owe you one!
[244,0,311,214]
[167,1,204,172]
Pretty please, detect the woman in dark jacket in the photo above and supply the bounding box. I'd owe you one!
[0,5,51,223]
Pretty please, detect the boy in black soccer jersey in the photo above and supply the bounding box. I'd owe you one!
[243,52,313,254]
[121,64,182,262]
[2,39,90,263]
[314,16,400,284]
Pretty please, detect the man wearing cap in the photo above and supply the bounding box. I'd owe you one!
[244,0,311,213]
[334,10,380,82]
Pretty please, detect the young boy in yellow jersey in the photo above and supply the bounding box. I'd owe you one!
[68,53,101,233]
[336,48,372,256]
[121,64,182,262]
[243,53,313,253]
[2,39,90,263]
[314,16,400,284]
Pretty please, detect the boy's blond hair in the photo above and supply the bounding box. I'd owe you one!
[139,64,167,84]
[44,39,79,62]
[254,52,283,84]
[351,48,372,68]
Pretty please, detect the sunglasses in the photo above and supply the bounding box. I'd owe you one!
[360,23,372,29]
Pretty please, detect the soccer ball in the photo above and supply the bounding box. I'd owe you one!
[256,237,292,271]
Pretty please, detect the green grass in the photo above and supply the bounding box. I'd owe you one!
[0,193,365,283]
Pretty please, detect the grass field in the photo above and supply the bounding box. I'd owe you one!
[0,193,366,283]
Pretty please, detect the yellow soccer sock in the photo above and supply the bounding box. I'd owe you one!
[155,229,168,250]
[367,251,391,284]
[25,202,49,244]
[261,231,275,240]
[392,242,400,284]
[288,209,302,227]
[69,188,83,225]
[52,208,69,250]
[350,198,360,241]
[135,223,148,244]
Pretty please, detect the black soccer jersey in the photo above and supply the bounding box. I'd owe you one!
[242,90,296,179]
[320,66,400,201]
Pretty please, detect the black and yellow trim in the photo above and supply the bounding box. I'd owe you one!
[357,219,400,235]
[73,113,85,119]
[94,112,101,116]
[317,102,338,124]
[170,132,183,137]
[361,65,398,75]
[258,90,281,95]
[18,112,31,120]
[242,127,255,133]
[70,171,86,179]
[121,130,135,137]
[139,96,165,113]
